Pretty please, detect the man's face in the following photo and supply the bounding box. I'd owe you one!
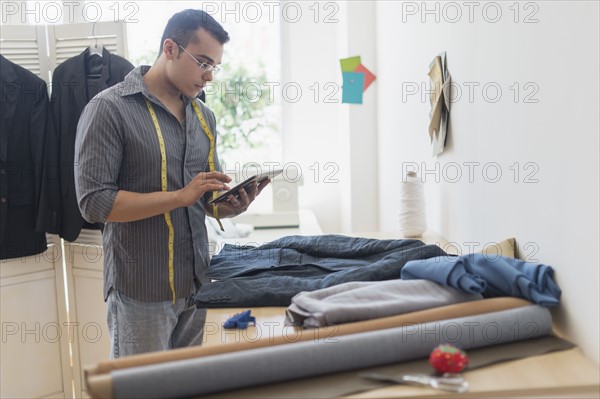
[167,28,224,99]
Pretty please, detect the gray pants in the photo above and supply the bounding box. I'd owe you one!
[106,289,206,358]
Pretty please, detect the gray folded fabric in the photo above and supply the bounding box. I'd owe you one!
[286,279,483,328]
[111,305,552,399]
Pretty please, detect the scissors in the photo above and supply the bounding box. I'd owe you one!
[360,372,469,393]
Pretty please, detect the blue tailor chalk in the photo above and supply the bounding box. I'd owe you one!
[223,310,256,329]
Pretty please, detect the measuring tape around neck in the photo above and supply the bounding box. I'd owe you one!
[191,101,225,232]
[145,98,223,303]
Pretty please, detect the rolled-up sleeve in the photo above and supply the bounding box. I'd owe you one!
[74,96,122,223]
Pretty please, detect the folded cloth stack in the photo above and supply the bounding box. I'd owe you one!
[197,235,446,307]
[286,279,482,328]
[401,253,561,306]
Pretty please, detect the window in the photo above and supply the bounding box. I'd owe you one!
[123,1,283,176]
[9,0,283,178]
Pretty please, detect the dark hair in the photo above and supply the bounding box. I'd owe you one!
[159,9,230,55]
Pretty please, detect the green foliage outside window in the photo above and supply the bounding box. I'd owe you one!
[206,62,277,154]
[130,52,277,157]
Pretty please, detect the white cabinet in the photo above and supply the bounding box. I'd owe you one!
[0,240,71,398]
[63,231,109,399]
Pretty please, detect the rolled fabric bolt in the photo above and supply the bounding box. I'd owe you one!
[109,305,552,399]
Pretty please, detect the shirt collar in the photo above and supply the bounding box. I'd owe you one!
[118,65,149,97]
[119,65,193,107]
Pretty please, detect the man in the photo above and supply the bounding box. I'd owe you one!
[75,9,268,358]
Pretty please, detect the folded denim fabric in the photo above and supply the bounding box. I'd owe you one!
[208,235,428,279]
[197,238,447,307]
[286,279,482,328]
[400,254,561,306]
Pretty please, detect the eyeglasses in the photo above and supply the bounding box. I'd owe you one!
[176,43,221,75]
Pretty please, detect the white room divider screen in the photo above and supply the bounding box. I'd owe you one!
[0,20,128,399]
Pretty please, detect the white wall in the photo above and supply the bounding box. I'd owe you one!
[281,1,379,233]
[376,1,599,364]
[280,1,344,232]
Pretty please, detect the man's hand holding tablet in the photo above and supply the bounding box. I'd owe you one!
[208,169,284,205]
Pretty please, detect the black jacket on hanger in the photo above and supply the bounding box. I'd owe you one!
[51,47,134,242]
[0,55,61,260]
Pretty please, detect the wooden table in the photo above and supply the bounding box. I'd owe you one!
[203,230,599,397]
[204,306,599,398]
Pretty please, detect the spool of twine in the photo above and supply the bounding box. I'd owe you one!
[398,171,427,237]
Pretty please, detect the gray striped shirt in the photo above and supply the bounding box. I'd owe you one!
[75,65,220,302]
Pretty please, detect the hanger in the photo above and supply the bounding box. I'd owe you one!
[88,21,103,57]
[86,21,104,79]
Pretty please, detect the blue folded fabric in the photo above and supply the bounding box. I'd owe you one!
[197,235,446,308]
[400,254,561,306]
[223,310,256,329]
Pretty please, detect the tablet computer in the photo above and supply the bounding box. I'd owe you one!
[208,169,284,205]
